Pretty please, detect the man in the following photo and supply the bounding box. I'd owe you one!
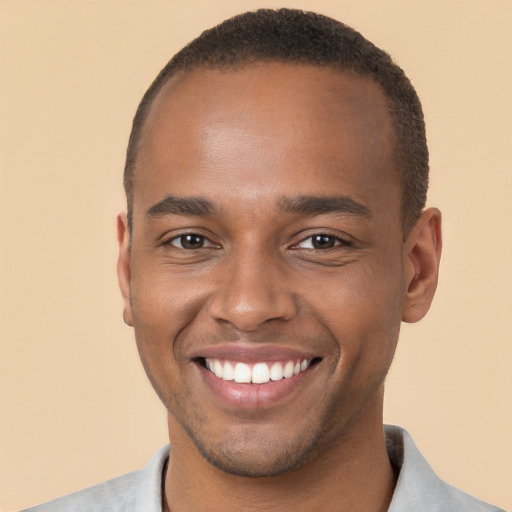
[23,8,504,512]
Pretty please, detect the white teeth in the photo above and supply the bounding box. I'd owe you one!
[213,360,223,378]
[283,361,294,378]
[270,362,284,381]
[205,358,313,384]
[222,361,234,381]
[233,362,252,383]
[252,363,270,384]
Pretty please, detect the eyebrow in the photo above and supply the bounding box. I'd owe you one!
[279,195,371,218]
[145,194,371,220]
[145,195,217,219]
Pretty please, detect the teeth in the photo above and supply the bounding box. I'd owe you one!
[233,362,251,383]
[205,358,312,384]
[270,362,284,381]
[283,361,294,378]
[213,360,223,378]
[223,361,234,381]
[252,363,270,384]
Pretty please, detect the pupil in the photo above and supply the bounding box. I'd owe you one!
[312,235,334,249]
[182,234,203,249]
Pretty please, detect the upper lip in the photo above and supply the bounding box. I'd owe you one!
[190,343,318,363]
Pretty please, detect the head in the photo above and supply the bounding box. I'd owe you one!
[117,9,441,478]
[124,8,429,237]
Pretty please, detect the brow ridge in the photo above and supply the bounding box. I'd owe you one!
[145,195,217,218]
[145,194,370,220]
[279,195,371,218]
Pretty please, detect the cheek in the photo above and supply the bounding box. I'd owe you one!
[128,261,209,392]
[130,258,208,333]
[308,253,405,363]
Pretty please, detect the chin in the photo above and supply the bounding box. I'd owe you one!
[187,426,322,478]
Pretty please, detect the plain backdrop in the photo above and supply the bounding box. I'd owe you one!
[1,1,511,510]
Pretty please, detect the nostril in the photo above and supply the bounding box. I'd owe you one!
[208,277,298,331]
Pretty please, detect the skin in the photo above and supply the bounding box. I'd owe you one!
[117,63,442,511]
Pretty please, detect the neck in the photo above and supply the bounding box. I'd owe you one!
[163,395,395,512]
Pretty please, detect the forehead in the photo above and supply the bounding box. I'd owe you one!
[134,63,398,216]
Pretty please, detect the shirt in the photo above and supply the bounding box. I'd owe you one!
[22,425,505,511]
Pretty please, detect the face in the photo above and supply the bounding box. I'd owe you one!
[119,63,416,477]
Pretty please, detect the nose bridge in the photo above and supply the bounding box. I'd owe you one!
[209,241,297,331]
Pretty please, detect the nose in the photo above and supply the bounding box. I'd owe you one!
[209,249,298,332]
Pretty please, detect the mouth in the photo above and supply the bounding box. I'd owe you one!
[198,357,319,384]
[190,345,323,409]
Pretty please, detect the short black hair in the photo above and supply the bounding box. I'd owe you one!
[124,8,428,234]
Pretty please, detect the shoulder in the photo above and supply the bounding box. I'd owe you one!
[385,425,505,512]
[21,445,169,512]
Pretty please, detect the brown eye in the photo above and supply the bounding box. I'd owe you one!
[170,234,207,249]
[296,234,341,250]
[311,235,336,249]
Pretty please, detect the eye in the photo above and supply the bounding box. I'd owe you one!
[296,234,347,250]
[167,233,217,250]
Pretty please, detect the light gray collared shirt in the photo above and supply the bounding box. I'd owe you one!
[22,425,505,511]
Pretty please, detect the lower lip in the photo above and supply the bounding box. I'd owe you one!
[197,364,314,410]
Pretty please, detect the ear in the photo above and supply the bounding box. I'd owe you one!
[402,208,442,323]
[117,213,133,327]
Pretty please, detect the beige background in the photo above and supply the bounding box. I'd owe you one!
[1,1,511,510]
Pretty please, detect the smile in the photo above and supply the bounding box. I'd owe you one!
[194,350,322,409]
[204,358,312,384]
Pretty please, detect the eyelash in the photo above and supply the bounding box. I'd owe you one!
[293,232,352,250]
[163,232,351,251]
[164,233,218,250]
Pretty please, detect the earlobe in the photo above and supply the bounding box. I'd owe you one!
[402,208,442,323]
[116,213,134,327]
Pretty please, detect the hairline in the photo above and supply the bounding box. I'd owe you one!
[126,59,414,236]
